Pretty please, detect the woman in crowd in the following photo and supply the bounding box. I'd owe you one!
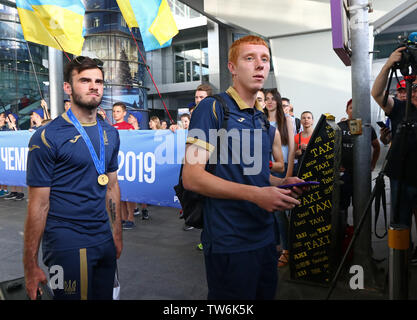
[265,88,295,268]
[149,116,161,130]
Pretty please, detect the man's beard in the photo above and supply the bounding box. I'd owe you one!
[72,90,102,111]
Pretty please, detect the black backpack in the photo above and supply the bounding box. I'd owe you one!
[295,117,301,134]
[174,94,230,229]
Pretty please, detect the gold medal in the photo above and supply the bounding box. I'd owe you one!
[98,174,109,186]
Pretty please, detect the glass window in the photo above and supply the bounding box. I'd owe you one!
[173,40,208,83]
[192,61,200,81]
[175,57,185,83]
[121,16,127,28]
[93,17,100,28]
[168,0,202,19]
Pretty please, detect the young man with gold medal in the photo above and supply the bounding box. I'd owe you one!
[24,57,122,300]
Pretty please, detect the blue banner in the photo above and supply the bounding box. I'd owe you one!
[0,129,186,208]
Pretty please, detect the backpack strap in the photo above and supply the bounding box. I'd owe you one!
[205,94,230,174]
[262,113,270,130]
[211,93,230,131]
[176,94,229,183]
[296,117,301,134]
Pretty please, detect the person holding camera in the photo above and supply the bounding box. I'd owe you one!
[379,78,417,263]
[371,46,417,232]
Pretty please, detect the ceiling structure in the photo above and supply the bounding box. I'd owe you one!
[180,0,415,40]
[178,0,417,122]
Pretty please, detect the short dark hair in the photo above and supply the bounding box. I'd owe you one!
[282,97,290,103]
[346,98,352,110]
[64,56,104,84]
[180,113,191,121]
[196,84,212,96]
[112,102,127,111]
[301,111,314,119]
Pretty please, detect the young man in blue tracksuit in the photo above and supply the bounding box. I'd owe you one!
[182,35,304,300]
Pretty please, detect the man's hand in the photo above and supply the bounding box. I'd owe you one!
[25,265,47,300]
[386,47,406,69]
[283,105,290,114]
[40,99,47,109]
[253,186,300,212]
[380,127,392,145]
[279,176,306,198]
[169,124,179,133]
[295,143,308,159]
[24,186,50,300]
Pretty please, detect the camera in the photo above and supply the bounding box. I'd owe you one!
[396,33,417,76]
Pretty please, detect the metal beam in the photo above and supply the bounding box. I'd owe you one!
[373,0,417,36]
[350,0,377,287]
[48,48,64,119]
[0,0,16,8]
[177,0,254,34]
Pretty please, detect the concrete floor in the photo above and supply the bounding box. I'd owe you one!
[1,150,416,300]
[0,200,207,300]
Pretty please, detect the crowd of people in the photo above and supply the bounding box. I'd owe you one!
[0,33,414,301]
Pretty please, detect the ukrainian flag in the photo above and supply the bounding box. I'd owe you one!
[116,0,179,52]
[16,0,85,55]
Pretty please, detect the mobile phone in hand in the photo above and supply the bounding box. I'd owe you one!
[278,181,320,189]
[376,121,386,128]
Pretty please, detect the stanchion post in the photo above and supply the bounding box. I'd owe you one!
[388,224,409,300]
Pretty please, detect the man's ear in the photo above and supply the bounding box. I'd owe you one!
[228,61,236,77]
[63,82,72,96]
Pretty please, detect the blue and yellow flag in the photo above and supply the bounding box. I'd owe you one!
[16,0,85,55]
[116,0,179,51]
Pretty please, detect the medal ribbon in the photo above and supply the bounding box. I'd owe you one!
[67,109,105,176]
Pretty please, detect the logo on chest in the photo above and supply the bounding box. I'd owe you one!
[68,131,109,145]
[69,135,82,143]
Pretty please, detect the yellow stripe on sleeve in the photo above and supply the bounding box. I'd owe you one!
[186,137,215,154]
[212,101,218,121]
[41,129,51,148]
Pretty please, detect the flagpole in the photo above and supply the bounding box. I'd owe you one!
[128,28,174,124]
[25,42,44,100]
[53,36,72,62]
[25,41,51,119]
